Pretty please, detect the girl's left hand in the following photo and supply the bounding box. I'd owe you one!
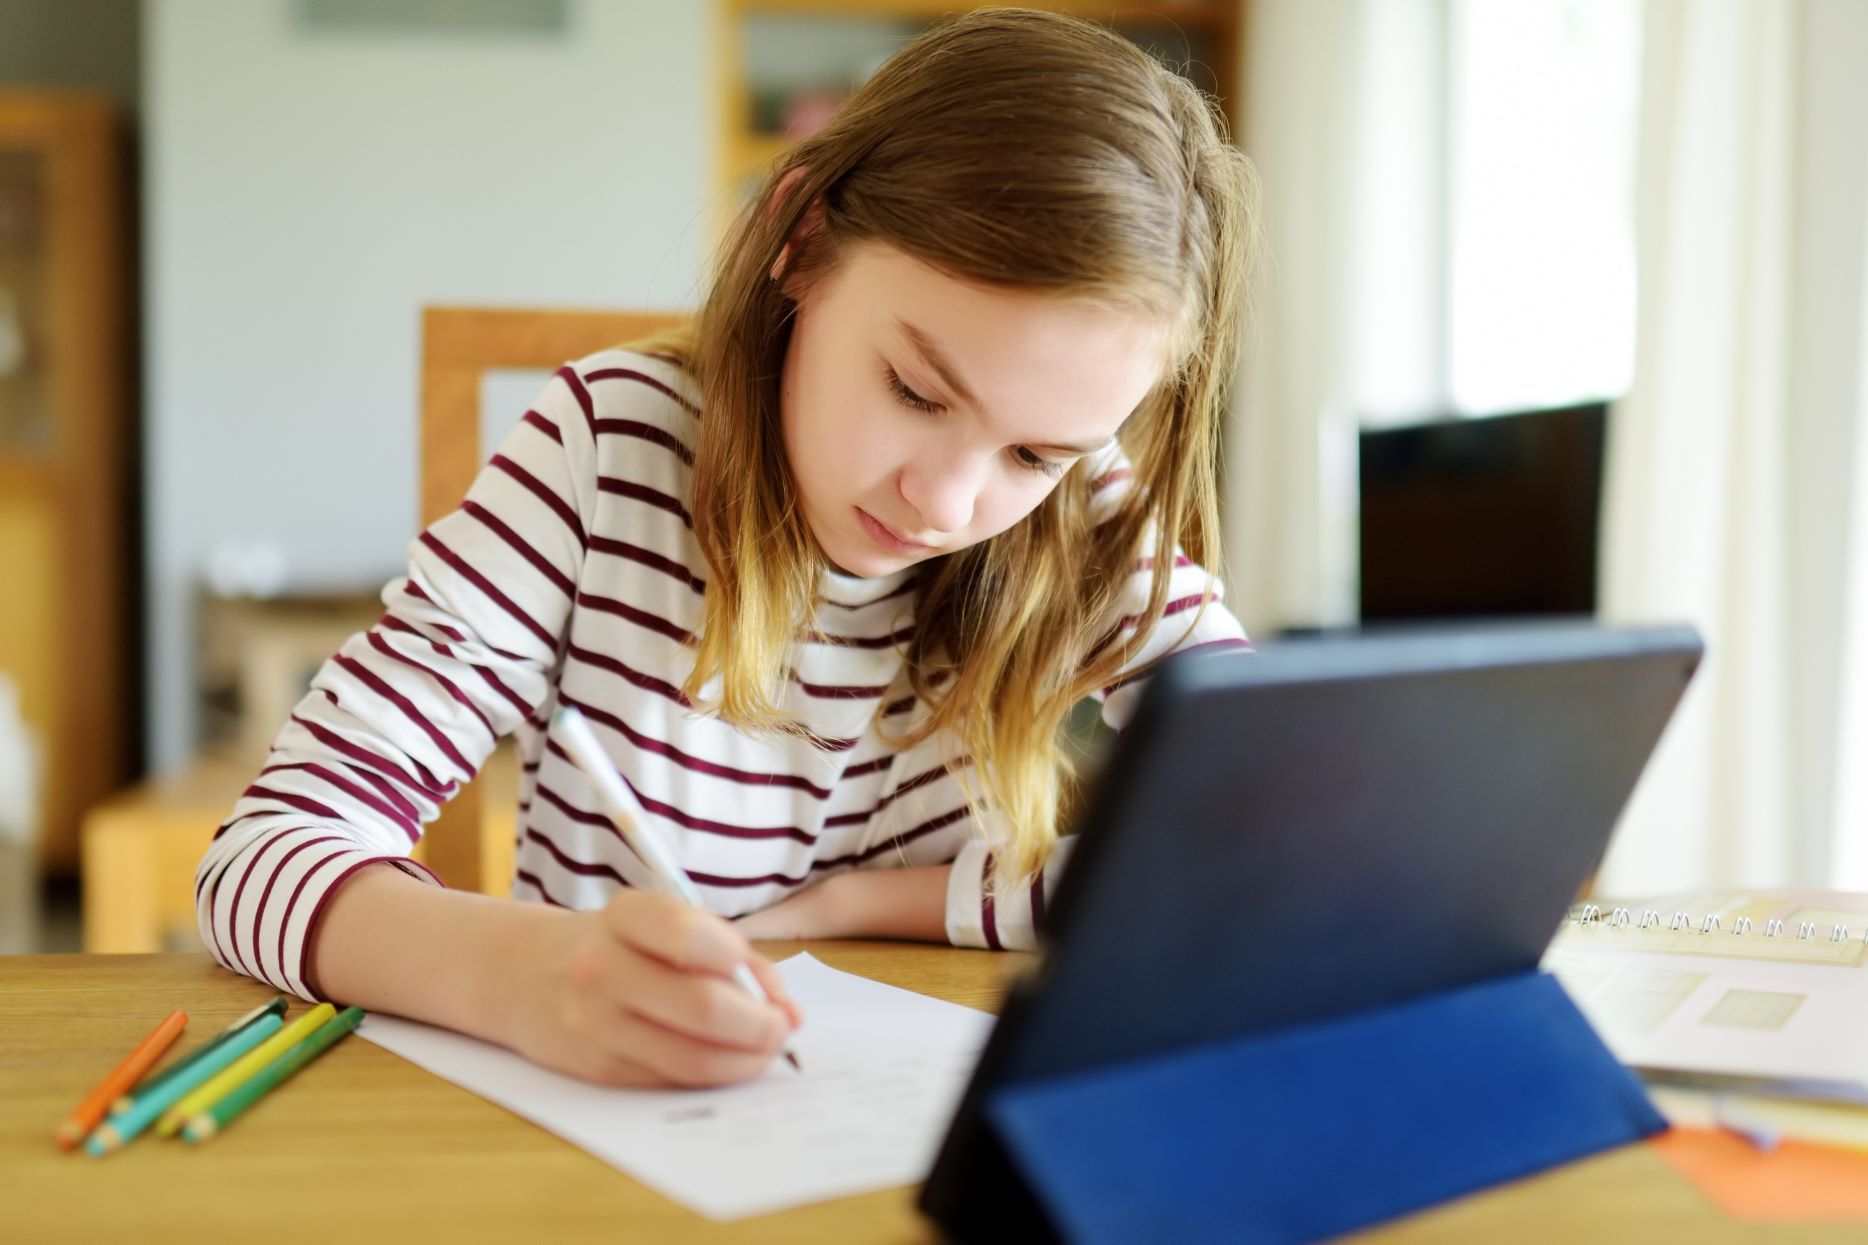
[734,865,954,943]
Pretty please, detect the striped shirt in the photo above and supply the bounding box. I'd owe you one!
[194,350,1250,1000]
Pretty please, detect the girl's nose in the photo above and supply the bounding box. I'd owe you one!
[898,451,986,538]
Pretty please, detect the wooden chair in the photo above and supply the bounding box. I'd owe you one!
[413,307,686,895]
[79,306,684,951]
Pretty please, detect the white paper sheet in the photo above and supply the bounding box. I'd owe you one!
[356,953,996,1219]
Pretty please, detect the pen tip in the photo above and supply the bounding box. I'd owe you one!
[784,1050,803,1074]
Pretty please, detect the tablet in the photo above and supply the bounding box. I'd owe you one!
[920,622,1702,1240]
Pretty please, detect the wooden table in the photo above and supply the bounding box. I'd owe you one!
[2,948,1858,1243]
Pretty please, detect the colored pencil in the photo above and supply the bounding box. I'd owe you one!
[109,996,287,1115]
[157,1002,335,1137]
[183,1006,366,1143]
[54,1009,187,1150]
[86,1012,284,1156]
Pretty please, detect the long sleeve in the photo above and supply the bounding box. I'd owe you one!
[194,364,601,999]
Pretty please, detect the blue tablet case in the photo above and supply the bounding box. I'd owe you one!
[918,624,1702,1243]
[984,970,1665,1245]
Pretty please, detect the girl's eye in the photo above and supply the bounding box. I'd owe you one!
[884,366,939,413]
[1015,447,1067,479]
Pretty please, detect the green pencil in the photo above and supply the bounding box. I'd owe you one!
[181,1007,366,1143]
[108,996,287,1115]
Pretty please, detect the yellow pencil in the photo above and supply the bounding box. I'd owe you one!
[156,1003,335,1137]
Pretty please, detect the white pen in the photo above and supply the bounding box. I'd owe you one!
[552,705,802,1073]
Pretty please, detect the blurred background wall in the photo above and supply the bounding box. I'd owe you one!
[143,0,712,771]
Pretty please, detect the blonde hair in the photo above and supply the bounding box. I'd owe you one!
[662,8,1258,891]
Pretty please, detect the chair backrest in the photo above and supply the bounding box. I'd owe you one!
[415,306,687,894]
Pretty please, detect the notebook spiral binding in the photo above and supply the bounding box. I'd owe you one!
[1567,903,1865,944]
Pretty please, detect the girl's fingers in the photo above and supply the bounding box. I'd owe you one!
[607,1007,785,1088]
[617,949,792,1054]
[609,892,753,978]
[746,953,804,1030]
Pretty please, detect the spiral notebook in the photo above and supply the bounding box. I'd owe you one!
[1545,889,1868,1101]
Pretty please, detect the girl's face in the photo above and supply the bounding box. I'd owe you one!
[778,242,1170,579]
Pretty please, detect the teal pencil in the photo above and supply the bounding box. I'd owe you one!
[86,1012,285,1156]
[182,1007,365,1143]
[109,996,287,1115]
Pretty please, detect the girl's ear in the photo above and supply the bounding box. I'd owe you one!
[768,166,827,289]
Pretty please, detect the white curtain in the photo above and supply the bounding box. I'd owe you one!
[1595,0,1868,895]
[1226,0,1445,636]
[1830,199,1868,884]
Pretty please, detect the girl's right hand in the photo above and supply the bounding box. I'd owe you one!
[508,889,804,1088]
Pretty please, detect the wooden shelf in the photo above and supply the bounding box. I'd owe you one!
[726,0,1238,34]
[0,91,133,876]
[714,0,1247,225]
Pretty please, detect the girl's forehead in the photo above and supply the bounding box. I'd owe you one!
[829,243,1173,429]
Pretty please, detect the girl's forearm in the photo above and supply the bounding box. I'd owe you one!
[303,863,569,1047]
[824,865,953,942]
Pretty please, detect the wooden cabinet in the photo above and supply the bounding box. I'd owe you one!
[0,92,134,874]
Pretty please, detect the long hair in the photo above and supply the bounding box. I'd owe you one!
[665,8,1259,890]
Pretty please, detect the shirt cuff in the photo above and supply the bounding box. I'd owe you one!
[944,834,1075,951]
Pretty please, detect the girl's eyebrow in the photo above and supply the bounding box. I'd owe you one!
[896,317,1116,456]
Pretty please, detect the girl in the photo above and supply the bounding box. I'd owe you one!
[195,8,1257,1089]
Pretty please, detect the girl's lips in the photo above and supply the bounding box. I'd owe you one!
[857,507,932,554]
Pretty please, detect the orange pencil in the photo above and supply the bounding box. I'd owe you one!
[54,1009,187,1150]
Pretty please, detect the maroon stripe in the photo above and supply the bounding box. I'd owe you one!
[585,366,701,416]
[522,825,638,887]
[261,761,420,842]
[489,454,587,549]
[223,835,289,979]
[273,844,357,993]
[537,767,816,845]
[555,365,597,439]
[574,590,694,645]
[1103,636,1254,696]
[290,711,454,804]
[376,616,536,720]
[803,624,916,650]
[589,535,706,594]
[521,409,562,443]
[516,867,571,908]
[243,784,342,821]
[566,643,692,708]
[592,417,695,466]
[367,631,497,743]
[245,834,345,984]
[349,764,422,825]
[470,664,534,719]
[789,672,894,700]
[597,476,695,529]
[684,805,971,888]
[551,698,834,797]
[387,858,445,888]
[332,653,478,780]
[400,582,467,642]
[464,499,577,598]
[884,694,918,717]
[297,855,403,996]
[418,532,557,651]
[981,857,1004,951]
[841,754,894,781]
[1084,593,1218,665]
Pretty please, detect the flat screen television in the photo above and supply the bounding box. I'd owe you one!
[1358,401,1608,623]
